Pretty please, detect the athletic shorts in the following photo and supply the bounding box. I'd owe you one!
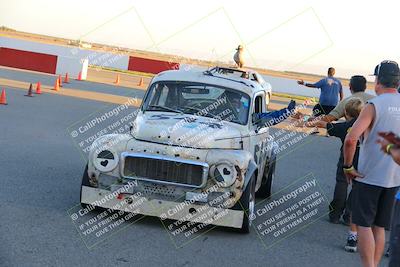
[351,181,399,228]
[312,104,335,116]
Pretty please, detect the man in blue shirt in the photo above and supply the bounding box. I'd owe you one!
[298,67,344,115]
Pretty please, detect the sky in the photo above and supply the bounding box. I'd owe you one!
[1,0,400,79]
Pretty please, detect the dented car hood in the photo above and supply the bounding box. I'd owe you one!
[132,112,244,149]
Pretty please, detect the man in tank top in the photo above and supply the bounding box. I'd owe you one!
[343,60,400,267]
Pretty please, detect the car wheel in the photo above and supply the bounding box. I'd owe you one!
[80,164,90,209]
[233,174,256,233]
[256,160,275,199]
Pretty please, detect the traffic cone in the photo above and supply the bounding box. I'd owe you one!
[58,75,63,87]
[0,89,7,105]
[53,78,60,91]
[114,74,120,85]
[35,82,42,94]
[24,83,34,97]
[138,77,144,86]
[64,73,69,83]
[77,71,82,81]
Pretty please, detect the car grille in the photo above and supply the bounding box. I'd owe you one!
[122,154,207,188]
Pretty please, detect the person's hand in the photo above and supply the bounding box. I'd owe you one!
[344,168,364,184]
[378,131,400,146]
[310,120,328,128]
[297,80,304,85]
[376,138,392,154]
[287,100,296,112]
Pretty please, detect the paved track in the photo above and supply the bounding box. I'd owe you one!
[0,68,389,267]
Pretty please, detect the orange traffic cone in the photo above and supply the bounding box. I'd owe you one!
[35,82,42,94]
[25,83,34,97]
[77,71,82,81]
[58,75,63,87]
[114,74,120,85]
[0,89,7,105]
[64,73,69,83]
[138,77,144,86]
[53,78,60,91]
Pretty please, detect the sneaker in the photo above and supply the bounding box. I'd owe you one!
[344,235,357,253]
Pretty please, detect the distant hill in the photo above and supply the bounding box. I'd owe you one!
[0,26,16,32]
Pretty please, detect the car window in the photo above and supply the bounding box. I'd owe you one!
[254,95,263,114]
[143,82,251,125]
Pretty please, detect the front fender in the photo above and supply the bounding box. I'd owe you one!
[244,159,257,189]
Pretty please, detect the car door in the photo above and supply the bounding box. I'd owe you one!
[249,92,269,188]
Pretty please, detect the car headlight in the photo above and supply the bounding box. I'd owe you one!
[93,150,119,172]
[210,162,237,187]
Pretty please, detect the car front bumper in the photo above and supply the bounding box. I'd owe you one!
[81,186,244,229]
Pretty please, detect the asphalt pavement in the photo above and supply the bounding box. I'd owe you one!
[0,69,390,267]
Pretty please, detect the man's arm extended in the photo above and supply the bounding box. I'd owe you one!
[304,114,338,127]
[256,100,296,127]
[376,136,400,165]
[297,80,317,88]
[343,104,375,181]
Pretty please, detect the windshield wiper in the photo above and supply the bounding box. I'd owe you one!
[181,106,221,121]
[147,105,183,114]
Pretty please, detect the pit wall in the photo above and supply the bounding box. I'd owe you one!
[0,36,179,79]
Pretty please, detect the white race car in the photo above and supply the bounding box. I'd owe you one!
[80,66,278,233]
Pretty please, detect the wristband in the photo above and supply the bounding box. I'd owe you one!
[386,143,395,154]
[343,166,355,173]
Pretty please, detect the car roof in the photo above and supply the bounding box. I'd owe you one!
[151,66,265,95]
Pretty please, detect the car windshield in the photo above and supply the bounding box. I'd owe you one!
[142,81,250,125]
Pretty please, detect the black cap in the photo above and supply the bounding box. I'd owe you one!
[372,60,400,78]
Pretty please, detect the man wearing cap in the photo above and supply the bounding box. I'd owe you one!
[343,60,400,267]
[298,67,344,115]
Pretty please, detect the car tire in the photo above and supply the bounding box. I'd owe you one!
[256,160,275,199]
[233,174,256,233]
[80,164,91,209]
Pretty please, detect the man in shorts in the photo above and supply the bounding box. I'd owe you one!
[343,60,400,267]
[298,67,343,115]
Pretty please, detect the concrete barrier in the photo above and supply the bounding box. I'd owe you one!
[128,56,179,74]
[56,56,88,79]
[0,36,180,77]
[0,47,57,74]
